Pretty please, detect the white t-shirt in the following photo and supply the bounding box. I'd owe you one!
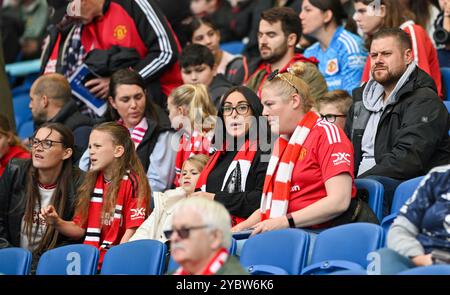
[20,186,55,252]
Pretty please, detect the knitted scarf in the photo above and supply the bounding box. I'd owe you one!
[173,248,228,275]
[83,171,133,263]
[196,139,257,225]
[260,111,319,221]
[174,130,213,186]
[118,117,148,148]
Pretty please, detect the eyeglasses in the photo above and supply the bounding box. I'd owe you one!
[222,104,250,116]
[29,137,64,149]
[320,114,347,123]
[267,69,299,93]
[163,225,210,239]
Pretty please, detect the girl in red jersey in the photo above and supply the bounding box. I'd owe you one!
[41,122,150,265]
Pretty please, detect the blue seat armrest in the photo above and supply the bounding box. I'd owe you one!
[246,264,289,275]
[301,260,365,275]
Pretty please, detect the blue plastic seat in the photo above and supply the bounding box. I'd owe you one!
[13,94,32,130]
[355,178,384,222]
[380,176,424,234]
[0,248,32,275]
[398,265,450,275]
[302,223,384,275]
[220,41,245,55]
[441,67,450,100]
[329,269,368,275]
[100,240,167,275]
[36,244,99,275]
[18,120,35,140]
[239,229,310,275]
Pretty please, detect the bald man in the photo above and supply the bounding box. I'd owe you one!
[29,73,93,154]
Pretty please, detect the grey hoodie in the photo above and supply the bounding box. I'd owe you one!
[358,62,418,176]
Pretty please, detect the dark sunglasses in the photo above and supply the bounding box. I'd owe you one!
[163,225,210,239]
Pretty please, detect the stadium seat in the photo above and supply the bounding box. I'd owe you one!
[441,67,450,100]
[13,93,32,130]
[302,223,384,275]
[18,120,35,140]
[355,178,384,222]
[220,41,245,55]
[101,239,167,275]
[166,238,238,274]
[329,269,368,275]
[380,176,424,234]
[398,265,450,275]
[0,248,32,275]
[36,244,99,275]
[444,101,450,112]
[240,229,310,275]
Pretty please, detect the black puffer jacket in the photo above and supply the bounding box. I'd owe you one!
[0,159,84,249]
[345,68,450,180]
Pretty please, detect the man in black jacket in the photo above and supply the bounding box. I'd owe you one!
[345,28,450,215]
[29,73,93,155]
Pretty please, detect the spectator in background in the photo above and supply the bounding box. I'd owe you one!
[246,6,327,101]
[179,44,233,108]
[41,122,150,267]
[434,0,450,67]
[167,84,216,187]
[400,0,441,41]
[168,197,247,275]
[79,69,177,194]
[130,154,209,243]
[20,0,49,60]
[156,0,193,47]
[0,114,30,177]
[345,28,450,215]
[376,164,450,274]
[0,123,83,271]
[186,16,248,85]
[192,86,271,226]
[317,90,353,130]
[300,0,367,94]
[29,73,93,155]
[353,0,443,98]
[189,0,238,42]
[41,0,182,113]
[234,64,359,234]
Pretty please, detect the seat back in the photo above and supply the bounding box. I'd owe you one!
[36,244,99,275]
[441,67,450,100]
[0,248,32,275]
[355,178,384,222]
[398,265,450,275]
[302,223,384,275]
[390,176,424,214]
[100,240,167,275]
[239,229,310,275]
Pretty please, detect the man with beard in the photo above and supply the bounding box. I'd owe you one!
[245,6,327,100]
[346,28,450,216]
[29,73,93,157]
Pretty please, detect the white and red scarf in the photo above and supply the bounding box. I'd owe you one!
[118,117,148,148]
[173,248,229,275]
[174,130,213,186]
[260,111,319,221]
[196,139,257,225]
[83,171,133,263]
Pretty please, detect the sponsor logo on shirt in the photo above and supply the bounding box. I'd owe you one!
[326,58,339,75]
[131,208,146,220]
[290,185,301,193]
[331,152,351,166]
[348,55,366,68]
[114,25,128,41]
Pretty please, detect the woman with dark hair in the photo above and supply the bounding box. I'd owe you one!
[353,0,443,98]
[0,123,83,269]
[192,86,271,225]
[79,68,178,193]
[300,0,367,94]
[186,16,248,85]
[400,0,441,39]
[0,114,30,177]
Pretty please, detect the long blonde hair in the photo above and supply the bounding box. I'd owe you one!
[169,84,217,133]
[76,122,151,224]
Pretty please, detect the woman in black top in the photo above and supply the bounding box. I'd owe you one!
[193,86,271,225]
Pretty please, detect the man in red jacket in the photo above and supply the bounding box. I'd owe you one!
[41,0,182,113]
